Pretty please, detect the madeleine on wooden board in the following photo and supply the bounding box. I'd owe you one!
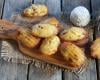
[60,42,86,68]
[32,23,58,38]
[40,36,60,55]
[91,38,100,59]
[41,17,59,27]
[23,4,48,18]
[59,27,89,46]
[41,17,62,32]
[17,28,40,48]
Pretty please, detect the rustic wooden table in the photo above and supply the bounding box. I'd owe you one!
[0,0,100,80]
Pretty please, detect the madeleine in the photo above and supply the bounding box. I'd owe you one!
[40,36,60,55]
[23,4,48,18]
[17,28,40,48]
[91,38,100,59]
[32,23,58,38]
[60,42,86,68]
[59,27,89,46]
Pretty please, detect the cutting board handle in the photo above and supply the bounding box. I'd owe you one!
[0,19,19,39]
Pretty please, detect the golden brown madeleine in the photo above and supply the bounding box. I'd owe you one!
[40,36,60,55]
[41,17,62,32]
[60,42,86,68]
[91,38,100,59]
[32,23,58,38]
[23,4,48,18]
[59,27,89,46]
[17,28,40,48]
[41,17,59,27]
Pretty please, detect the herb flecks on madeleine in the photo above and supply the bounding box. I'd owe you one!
[40,36,60,55]
[60,42,86,68]
[60,27,89,46]
[32,23,58,38]
[23,4,48,18]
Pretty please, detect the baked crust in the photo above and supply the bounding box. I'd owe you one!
[17,28,40,48]
[91,37,100,59]
[41,17,62,32]
[40,36,60,55]
[60,42,86,68]
[41,17,59,26]
[32,23,58,38]
[59,27,89,46]
[23,4,48,18]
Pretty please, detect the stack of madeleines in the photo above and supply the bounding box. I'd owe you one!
[16,4,100,69]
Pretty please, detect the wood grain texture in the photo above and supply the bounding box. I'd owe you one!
[3,0,32,19]
[62,0,97,80]
[0,0,5,58]
[62,0,90,13]
[0,59,28,80]
[64,59,97,80]
[0,0,31,80]
[34,0,61,17]
[91,0,100,80]
[0,0,4,18]
[29,64,62,80]
[91,0,100,18]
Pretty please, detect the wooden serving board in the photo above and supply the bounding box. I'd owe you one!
[0,18,87,71]
[19,42,84,70]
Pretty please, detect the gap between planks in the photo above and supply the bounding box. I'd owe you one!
[91,0,100,80]
[0,0,31,80]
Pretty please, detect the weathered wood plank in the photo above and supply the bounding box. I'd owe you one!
[64,60,97,80]
[28,0,62,80]
[62,0,97,80]
[0,0,32,80]
[0,0,4,18]
[29,65,62,80]
[0,0,5,57]
[0,59,28,80]
[3,0,32,19]
[62,0,90,13]
[34,0,61,17]
[91,0,100,18]
[91,0,100,80]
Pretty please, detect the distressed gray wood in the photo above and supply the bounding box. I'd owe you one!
[0,0,5,57]
[91,0,100,18]
[29,65,62,80]
[28,0,62,80]
[0,0,4,18]
[3,0,32,19]
[62,0,97,80]
[0,0,32,80]
[0,59,28,80]
[62,0,90,13]
[64,60,97,80]
[91,0,100,80]
[34,0,61,17]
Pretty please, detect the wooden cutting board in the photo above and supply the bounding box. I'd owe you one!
[0,15,90,72]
